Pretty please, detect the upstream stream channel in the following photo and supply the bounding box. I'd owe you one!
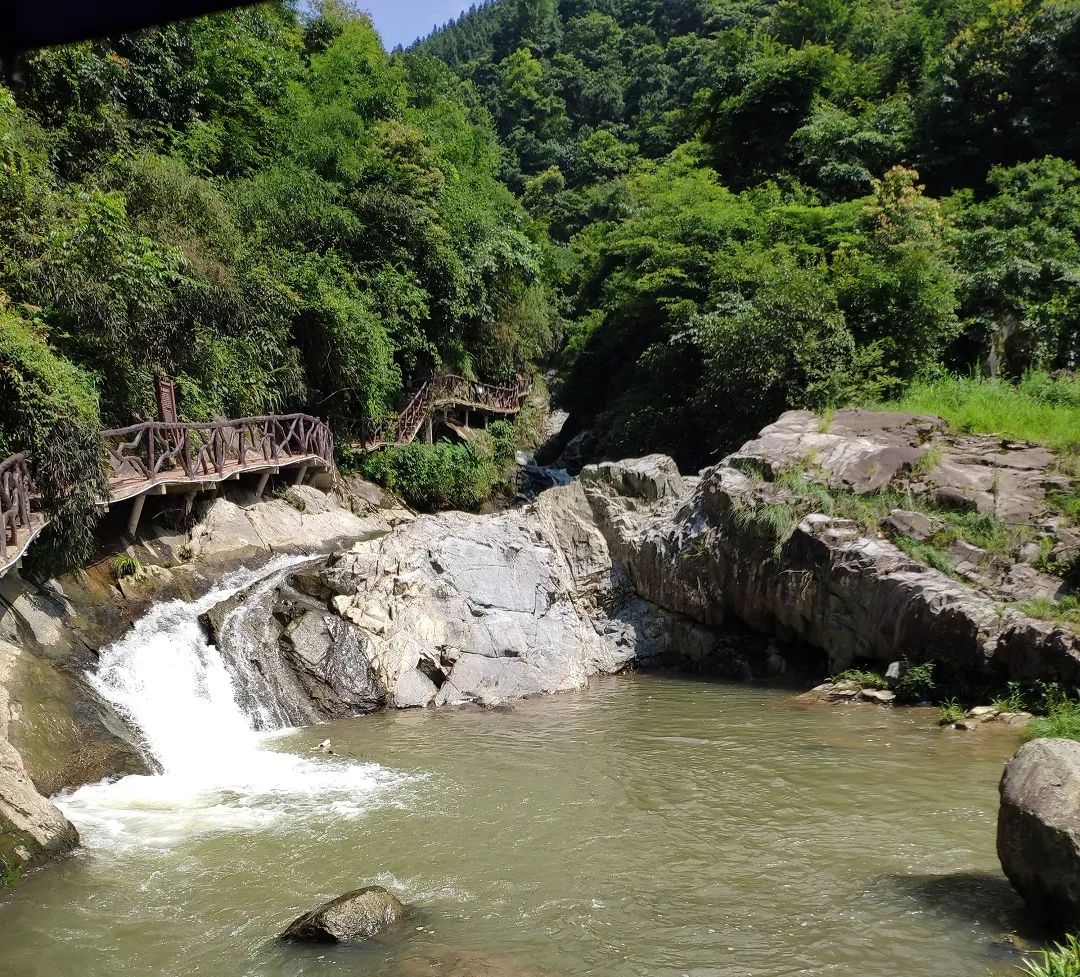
[0,562,1034,977]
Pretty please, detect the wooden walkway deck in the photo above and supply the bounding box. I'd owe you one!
[355,374,529,451]
[0,414,333,577]
[0,373,530,578]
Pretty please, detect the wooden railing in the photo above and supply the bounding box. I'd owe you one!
[0,414,334,575]
[105,414,333,488]
[358,373,529,450]
[0,371,528,573]
[0,453,34,566]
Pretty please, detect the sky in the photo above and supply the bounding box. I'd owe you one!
[360,1,474,49]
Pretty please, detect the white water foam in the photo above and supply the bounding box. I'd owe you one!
[58,556,404,848]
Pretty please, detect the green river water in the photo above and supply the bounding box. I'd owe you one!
[0,674,1033,977]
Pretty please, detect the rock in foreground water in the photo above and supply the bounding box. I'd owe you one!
[998,738,1080,929]
[281,886,406,942]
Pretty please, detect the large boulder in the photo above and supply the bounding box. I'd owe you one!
[998,738,1080,929]
[281,886,406,942]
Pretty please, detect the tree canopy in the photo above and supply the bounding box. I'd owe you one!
[419,0,1080,468]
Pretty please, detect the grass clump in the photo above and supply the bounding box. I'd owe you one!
[1027,701,1080,742]
[111,554,140,580]
[939,699,966,725]
[1018,596,1080,629]
[830,669,889,690]
[1021,934,1080,977]
[877,371,1080,455]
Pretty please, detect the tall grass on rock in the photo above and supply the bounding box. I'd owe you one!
[1021,934,1080,977]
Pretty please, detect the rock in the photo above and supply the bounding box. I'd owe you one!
[1,738,79,883]
[968,705,999,718]
[281,886,406,943]
[998,739,1080,929]
[391,668,438,709]
[998,711,1034,727]
[1001,563,1064,602]
[188,489,382,566]
[116,563,174,601]
[828,685,860,700]
[0,639,145,797]
[860,688,896,704]
[557,428,602,475]
[579,455,686,503]
[882,509,942,542]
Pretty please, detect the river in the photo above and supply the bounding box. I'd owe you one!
[0,567,1032,977]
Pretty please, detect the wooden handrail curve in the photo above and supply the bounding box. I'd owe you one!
[0,413,334,575]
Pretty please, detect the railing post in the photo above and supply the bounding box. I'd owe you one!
[182,429,191,477]
[238,423,247,469]
[148,426,157,481]
[17,465,29,529]
[214,427,224,475]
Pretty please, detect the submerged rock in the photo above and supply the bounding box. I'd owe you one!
[281,885,406,942]
[998,738,1080,929]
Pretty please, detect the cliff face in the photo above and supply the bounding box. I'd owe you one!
[211,412,1079,719]
[596,411,1079,682]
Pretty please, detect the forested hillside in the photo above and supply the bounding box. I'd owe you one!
[418,0,1080,467]
[0,3,556,563]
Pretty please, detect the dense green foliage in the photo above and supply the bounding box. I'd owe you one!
[356,416,525,510]
[420,0,1080,468]
[0,4,556,567]
[5,0,1080,569]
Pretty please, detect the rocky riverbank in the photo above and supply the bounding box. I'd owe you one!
[211,409,1078,720]
[3,406,1078,892]
[0,477,410,883]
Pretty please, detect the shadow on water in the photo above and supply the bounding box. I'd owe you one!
[884,870,1049,956]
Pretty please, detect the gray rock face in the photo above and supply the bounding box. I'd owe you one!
[212,412,1080,720]
[733,409,1070,522]
[605,415,1080,682]
[281,886,406,942]
[0,643,79,880]
[189,487,388,565]
[211,458,698,714]
[998,739,1080,929]
[315,508,638,706]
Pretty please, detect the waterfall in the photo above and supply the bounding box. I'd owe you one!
[57,556,402,848]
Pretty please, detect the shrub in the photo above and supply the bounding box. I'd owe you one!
[360,440,500,512]
[894,662,936,704]
[0,310,106,574]
[939,699,966,725]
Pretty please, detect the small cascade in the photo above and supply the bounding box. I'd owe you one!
[58,556,403,847]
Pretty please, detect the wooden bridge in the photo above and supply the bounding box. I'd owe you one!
[356,373,530,451]
[0,373,529,578]
[0,414,333,577]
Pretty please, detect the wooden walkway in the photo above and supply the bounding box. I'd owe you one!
[0,414,333,577]
[356,373,529,451]
[0,373,529,578]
